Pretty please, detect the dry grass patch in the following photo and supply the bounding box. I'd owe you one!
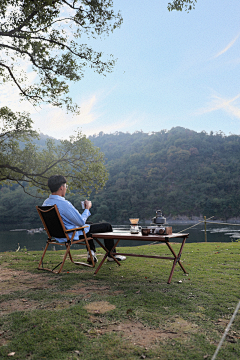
[0,266,52,295]
[0,299,39,315]
[65,285,123,296]
[165,317,199,334]
[0,298,75,315]
[102,321,181,346]
[65,284,111,295]
[84,301,116,314]
[0,337,8,347]
[90,317,199,348]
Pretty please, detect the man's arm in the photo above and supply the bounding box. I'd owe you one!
[61,200,91,227]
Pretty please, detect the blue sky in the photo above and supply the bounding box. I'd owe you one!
[2,0,240,139]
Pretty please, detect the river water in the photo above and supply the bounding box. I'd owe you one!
[0,222,240,252]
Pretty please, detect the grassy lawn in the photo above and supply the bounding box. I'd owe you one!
[0,242,239,359]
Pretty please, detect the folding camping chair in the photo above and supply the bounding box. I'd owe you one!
[36,205,95,273]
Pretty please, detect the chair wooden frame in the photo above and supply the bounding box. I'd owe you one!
[36,205,95,273]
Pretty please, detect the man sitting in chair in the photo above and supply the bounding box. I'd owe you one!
[43,175,126,263]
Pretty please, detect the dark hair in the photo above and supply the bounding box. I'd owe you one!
[48,175,67,193]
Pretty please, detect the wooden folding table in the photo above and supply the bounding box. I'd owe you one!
[92,232,189,284]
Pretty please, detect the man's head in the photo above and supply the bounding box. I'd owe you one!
[48,175,67,194]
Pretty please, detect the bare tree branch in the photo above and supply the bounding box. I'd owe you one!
[0,61,43,101]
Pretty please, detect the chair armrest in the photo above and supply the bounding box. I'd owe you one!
[65,225,89,233]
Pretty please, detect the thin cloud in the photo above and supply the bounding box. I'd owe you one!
[196,93,240,119]
[78,95,99,125]
[213,32,240,59]
[33,106,140,139]
[32,94,100,138]
[83,113,139,137]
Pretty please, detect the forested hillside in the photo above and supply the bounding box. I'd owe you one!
[1,127,240,228]
[88,127,240,223]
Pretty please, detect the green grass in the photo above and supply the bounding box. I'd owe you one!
[0,242,239,359]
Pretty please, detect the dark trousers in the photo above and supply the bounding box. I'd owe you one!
[84,222,115,253]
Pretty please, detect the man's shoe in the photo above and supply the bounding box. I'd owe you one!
[87,250,98,264]
[107,254,126,262]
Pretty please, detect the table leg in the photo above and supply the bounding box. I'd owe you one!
[94,238,121,275]
[108,239,120,263]
[166,237,188,284]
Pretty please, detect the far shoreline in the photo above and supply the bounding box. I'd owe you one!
[1,216,240,232]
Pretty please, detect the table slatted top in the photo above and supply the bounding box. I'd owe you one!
[91,232,189,241]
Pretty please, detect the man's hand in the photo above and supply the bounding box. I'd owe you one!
[84,200,92,210]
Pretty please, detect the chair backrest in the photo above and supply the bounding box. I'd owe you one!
[36,205,67,239]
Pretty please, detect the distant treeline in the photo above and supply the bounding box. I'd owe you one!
[88,127,240,223]
[1,127,240,228]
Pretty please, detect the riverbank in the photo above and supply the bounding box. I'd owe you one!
[146,216,240,225]
[0,242,239,359]
[1,222,240,253]
[2,215,240,232]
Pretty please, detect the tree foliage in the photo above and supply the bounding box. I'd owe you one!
[0,106,108,195]
[0,0,122,111]
[168,0,197,12]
